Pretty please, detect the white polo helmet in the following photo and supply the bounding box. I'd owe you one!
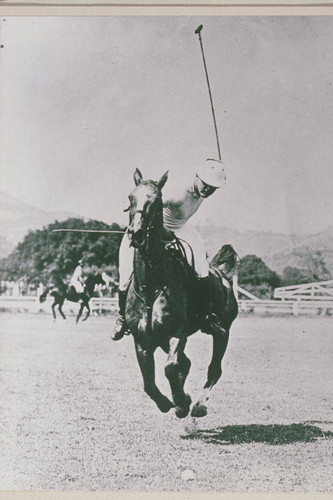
[196,158,226,188]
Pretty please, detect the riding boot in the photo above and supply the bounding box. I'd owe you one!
[197,277,227,336]
[112,290,129,341]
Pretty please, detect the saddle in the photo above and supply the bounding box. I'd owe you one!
[164,236,197,283]
[68,285,83,301]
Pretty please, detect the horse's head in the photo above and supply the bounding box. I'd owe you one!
[39,290,48,303]
[126,168,168,249]
[84,273,104,296]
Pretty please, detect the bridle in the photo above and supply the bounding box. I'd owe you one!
[127,194,167,312]
[127,189,163,253]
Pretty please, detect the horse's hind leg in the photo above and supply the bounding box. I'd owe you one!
[82,303,90,322]
[51,302,57,321]
[135,342,174,414]
[165,337,191,419]
[76,303,85,323]
[191,332,229,418]
[58,301,66,320]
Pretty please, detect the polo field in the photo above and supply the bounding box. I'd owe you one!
[0,312,332,492]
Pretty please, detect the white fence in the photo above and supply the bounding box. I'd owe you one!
[1,295,332,317]
[239,299,333,316]
[0,296,118,315]
[274,280,333,301]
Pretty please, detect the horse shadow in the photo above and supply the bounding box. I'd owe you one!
[181,421,333,446]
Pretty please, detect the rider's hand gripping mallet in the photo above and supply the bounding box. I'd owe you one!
[194,24,221,161]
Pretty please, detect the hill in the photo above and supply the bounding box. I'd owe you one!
[0,191,80,258]
[1,191,332,278]
[200,224,333,276]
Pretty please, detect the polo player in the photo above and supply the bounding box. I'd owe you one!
[113,158,226,341]
[69,259,85,296]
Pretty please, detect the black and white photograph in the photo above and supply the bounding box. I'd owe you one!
[1,13,333,495]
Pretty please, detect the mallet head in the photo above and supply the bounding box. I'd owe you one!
[195,25,203,35]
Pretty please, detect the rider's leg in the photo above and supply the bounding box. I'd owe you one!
[176,225,227,336]
[112,289,129,340]
[112,233,134,341]
[197,276,227,336]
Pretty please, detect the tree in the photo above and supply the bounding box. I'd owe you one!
[282,248,331,286]
[0,218,125,292]
[281,266,310,286]
[238,254,281,299]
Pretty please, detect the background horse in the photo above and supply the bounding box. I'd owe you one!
[124,169,239,418]
[40,273,107,323]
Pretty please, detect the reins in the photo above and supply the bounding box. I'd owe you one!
[130,192,166,309]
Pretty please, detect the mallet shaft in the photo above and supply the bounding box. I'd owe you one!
[52,229,125,234]
[195,25,221,161]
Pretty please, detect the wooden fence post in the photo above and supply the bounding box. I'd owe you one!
[292,301,299,316]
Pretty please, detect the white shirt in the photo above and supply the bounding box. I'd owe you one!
[162,176,203,231]
[70,265,83,285]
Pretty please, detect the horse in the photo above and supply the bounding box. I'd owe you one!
[124,168,239,418]
[39,272,108,323]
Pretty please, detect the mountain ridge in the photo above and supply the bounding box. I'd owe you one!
[0,191,81,257]
[1,191,332,276]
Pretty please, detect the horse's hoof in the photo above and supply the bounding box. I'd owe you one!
[175,394,191,418]
[191,402,207,418]
[175,405,191,419]
[158,402,174,413]
[111,330,125,341]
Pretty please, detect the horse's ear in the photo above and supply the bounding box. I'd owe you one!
[157,170,169,191]
[134,168,143,186]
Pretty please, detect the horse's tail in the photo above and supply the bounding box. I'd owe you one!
[211,244,240,300]
[39,286,53,303]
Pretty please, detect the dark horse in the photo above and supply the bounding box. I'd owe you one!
[39,273,107,323]
[124,169,239,418]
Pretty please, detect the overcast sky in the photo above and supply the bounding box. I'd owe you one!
[1,16,332,235]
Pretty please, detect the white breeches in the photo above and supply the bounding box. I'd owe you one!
[118,225,209,291]
[70,280,84,293]
[118,232,135,291]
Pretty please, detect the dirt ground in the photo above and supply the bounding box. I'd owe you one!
[0,312,332,492]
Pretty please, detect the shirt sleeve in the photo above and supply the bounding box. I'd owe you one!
[162,172,193,206]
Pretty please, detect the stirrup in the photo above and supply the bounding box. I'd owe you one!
[111,316,129,341]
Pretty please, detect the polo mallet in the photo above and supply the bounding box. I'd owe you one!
[194,24,221,161]
[52,229,125,234]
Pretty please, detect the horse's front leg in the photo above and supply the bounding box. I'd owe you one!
[165,337,191,419]
[135,341,174,414]
[191,332,229,418]
[76,302,85,323]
